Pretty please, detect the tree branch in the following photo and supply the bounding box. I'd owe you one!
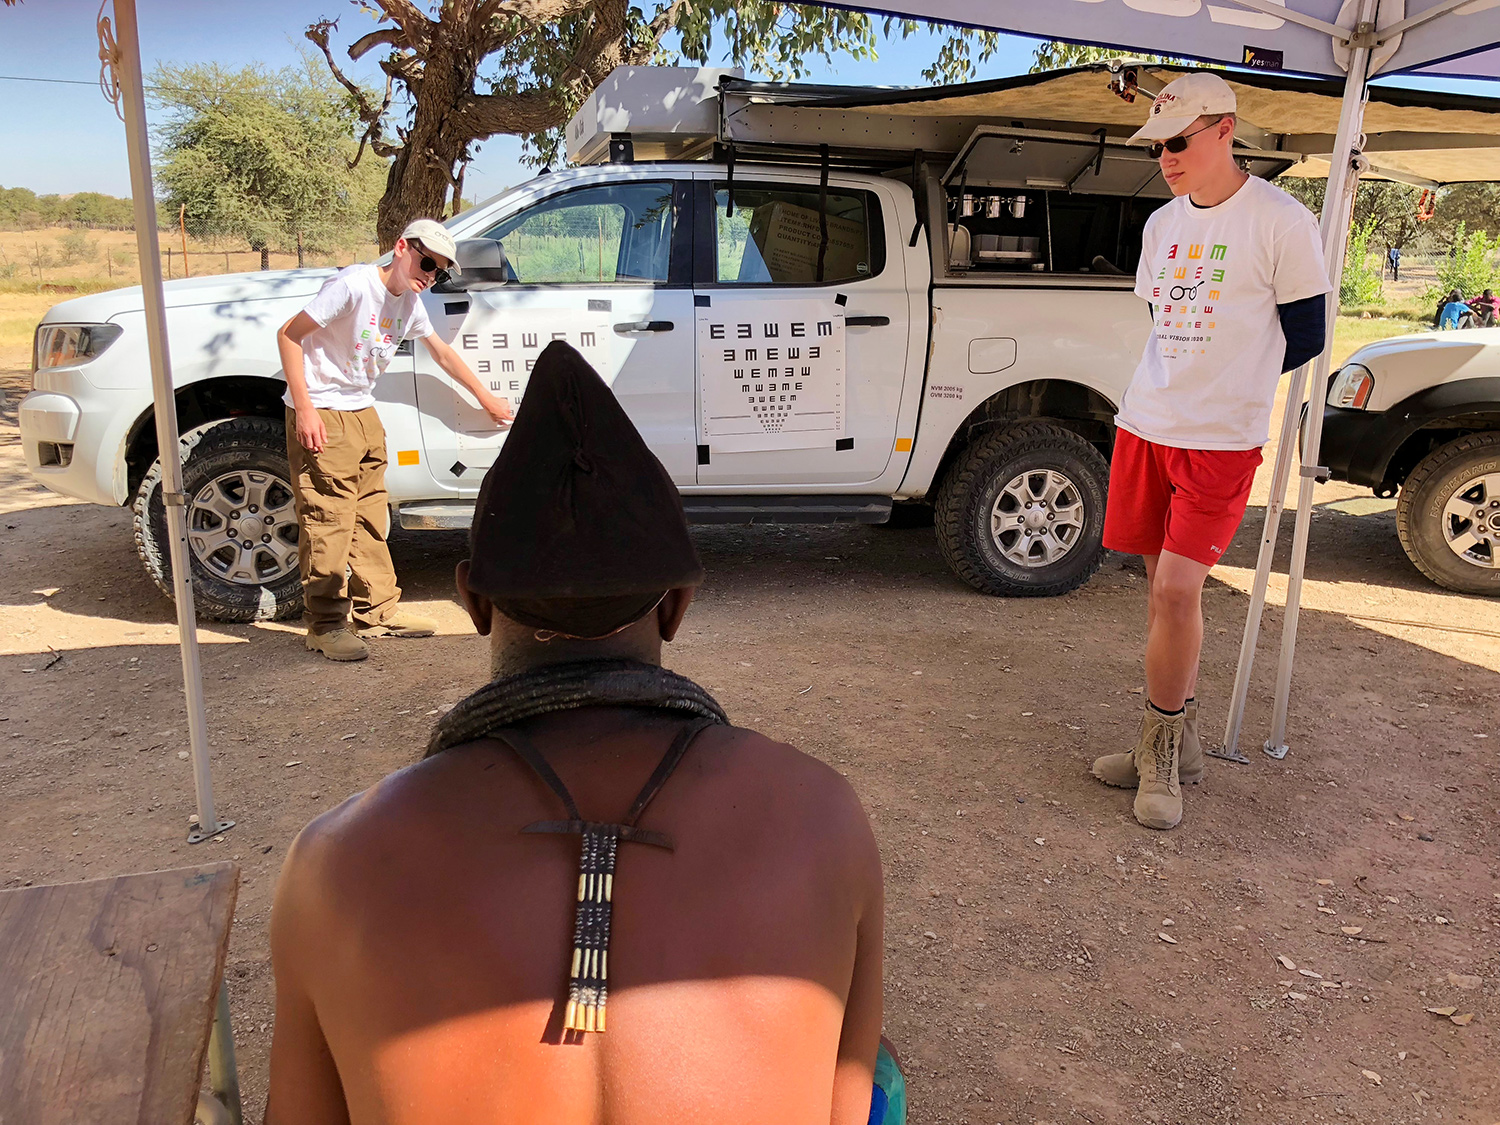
[362,0,434,54]
[308,21,396,170]
[307,21,382,123]
[456,86,572,137]
[347,28,404,60]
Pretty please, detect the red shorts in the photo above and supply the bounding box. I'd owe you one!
[1103,429,1263,567]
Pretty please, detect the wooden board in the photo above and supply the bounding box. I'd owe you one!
[0,862,239,1125]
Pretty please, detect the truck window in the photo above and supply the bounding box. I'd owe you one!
[480,182,675,285]
[712,183,883,286]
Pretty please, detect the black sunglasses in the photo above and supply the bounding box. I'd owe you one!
[1146,119,1223,160]
[410,241,451,281]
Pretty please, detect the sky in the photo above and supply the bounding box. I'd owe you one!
[2,0,1498,205]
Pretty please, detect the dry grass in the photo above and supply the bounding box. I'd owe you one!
[0,227,377,294]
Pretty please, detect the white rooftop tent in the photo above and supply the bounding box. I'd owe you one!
[794,0,1500,761]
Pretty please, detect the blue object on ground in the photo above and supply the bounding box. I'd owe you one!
[870,1041,907,1125]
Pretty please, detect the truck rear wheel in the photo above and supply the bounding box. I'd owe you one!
[134,416,305,623]
[1395,431,1500,596]
[935,422,1108,597]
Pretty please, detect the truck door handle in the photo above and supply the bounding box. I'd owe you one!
[614,320,674,333]
[845,315,890,327]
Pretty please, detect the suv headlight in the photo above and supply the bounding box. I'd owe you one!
[1327,362,1374,410]
[32,323,123,373]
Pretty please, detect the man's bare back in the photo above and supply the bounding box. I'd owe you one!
[267,706,884,1124]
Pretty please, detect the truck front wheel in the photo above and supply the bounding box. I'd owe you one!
[134,416,305,623]
[1395,431,1500,596]
[935,422,1108,597]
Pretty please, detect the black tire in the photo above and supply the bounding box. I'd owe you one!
[1395,431,1500,596]
[934,422,1108,597]
[134,416,304,623]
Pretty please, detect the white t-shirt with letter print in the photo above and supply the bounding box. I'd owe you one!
[283,263,434,411]
[1118,176,1330,451]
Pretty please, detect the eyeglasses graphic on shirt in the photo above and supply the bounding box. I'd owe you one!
[1146,119,1223,160]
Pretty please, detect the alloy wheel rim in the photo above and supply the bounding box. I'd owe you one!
[1440,470,1500,569]
[990,468,1085,567]
[186,469,300,585]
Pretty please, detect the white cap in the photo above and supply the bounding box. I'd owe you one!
[1129,72,1237,143]
[400,218,460,272]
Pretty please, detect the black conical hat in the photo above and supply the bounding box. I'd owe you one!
[466,341,702,634]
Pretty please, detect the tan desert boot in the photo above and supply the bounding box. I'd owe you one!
[1133,703,1184,830]
[306,628,369,662]
[1091,697,1204,787]
[358,609,437,638]
[1180,697,1204,783]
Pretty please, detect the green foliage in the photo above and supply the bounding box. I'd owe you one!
[1280,176,1426,257]
[510,5,1003,166]
[1030,42,1182,71]
[1340,216,1383,308]
[57,229,98,264]
[150,56,385,260]
[1429,221,1500,302]
[0,186,135,231]
[1428,183,1500,247]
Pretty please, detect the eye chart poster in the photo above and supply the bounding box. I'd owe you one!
[696,297,846,453]
[446,305,613,437]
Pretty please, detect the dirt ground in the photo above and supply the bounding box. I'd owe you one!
[2,341,1497,1123]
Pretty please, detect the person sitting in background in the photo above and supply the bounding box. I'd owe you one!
[1439,288,1476,330]
[1469,288,1500,327]
[264,341,898,1125]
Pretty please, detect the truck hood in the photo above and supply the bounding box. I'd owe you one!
[38,268,340,325]
[1342,326,1500,411]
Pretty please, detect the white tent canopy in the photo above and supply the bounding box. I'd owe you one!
[801,0,1500,759]
[843,0,1500,79]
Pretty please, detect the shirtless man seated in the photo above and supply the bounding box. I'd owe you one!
[265,341,891,1124]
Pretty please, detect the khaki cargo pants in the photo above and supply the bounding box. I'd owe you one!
[286,406,401,634]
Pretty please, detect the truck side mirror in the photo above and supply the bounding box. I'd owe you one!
[436,237,514,292]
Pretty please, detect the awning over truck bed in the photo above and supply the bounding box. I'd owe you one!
[719,63,1500,187]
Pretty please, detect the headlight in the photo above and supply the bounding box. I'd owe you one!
[1327,363,1374,410]
[32,323,123,373]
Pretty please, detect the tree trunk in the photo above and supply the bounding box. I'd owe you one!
[297,231,305,269]
[373,22,487,249]
[259,246,270,270]
[376,118,468,251]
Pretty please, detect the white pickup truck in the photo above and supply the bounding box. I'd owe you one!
[20,67,1301,622]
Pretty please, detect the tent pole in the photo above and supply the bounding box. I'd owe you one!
[1263,2,1375,760]
[1218,357,1309,760]
[112,0,233,840]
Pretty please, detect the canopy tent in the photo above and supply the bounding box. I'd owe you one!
[791,0,1500,761]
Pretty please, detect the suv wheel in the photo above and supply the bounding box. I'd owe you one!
[1396,431,1500,596]
[935,422,1108,597]
[134,416,305,622]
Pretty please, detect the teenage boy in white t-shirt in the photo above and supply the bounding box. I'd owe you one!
[1089,73,1331,829]
[276,219,514,662]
